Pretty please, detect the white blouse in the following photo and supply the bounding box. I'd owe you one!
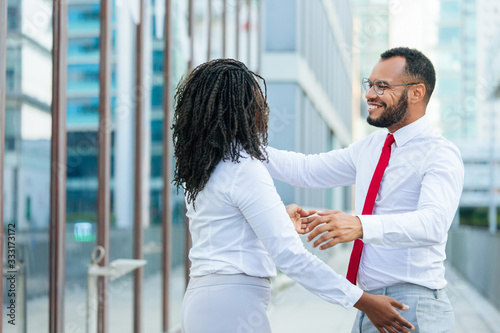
[186,152,363,308]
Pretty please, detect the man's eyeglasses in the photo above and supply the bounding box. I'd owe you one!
[362,78,420,95]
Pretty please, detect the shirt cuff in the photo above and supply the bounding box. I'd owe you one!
[318,279,363,310]
[339,283,364,309]
[358,215,383,244]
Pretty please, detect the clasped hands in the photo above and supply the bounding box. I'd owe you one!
[286,204,415,332]
[286,204,363,250]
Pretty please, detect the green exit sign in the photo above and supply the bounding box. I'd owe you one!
[73,222,96,242]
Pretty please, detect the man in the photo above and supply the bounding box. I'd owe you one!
[269,47,464,332]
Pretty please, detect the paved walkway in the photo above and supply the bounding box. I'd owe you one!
[268,243,500,333]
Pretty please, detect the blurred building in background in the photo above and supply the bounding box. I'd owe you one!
[64,0,189,228]
[263,0,354,212]
[445,0,500,305]
[351,0,390,126]
[437,0,467,141]
[436,0,500,229]
[3,0,52,230]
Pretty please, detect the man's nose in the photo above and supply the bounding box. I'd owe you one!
[365,85,378,100]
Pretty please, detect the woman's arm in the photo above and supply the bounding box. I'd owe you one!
[230,160,414,331]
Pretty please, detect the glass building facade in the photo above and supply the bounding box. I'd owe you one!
[4,0,52,231]
[436,0,500,227]
[351,0,390,122]
[262,0,355,211]
[436,0,468,140]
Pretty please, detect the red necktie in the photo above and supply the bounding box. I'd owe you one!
[346,133,395,285]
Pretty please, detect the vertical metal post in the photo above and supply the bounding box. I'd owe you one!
[87,271,99,333]
[87,246,104,333]
[246,0,251,66]
[184,207,191,289]
[0,1,8,328]
[490,102,497,234]
[162,0,173,331]
[222,0,226,58]
[97,0,112,331]
[256,0,262,74]
[207,0,212,61]
[49,1,68,332]
[18,254,27,333]
[134,0,146,331]
[236,0,240,59]
[188,0,194,71]
[184,0,195,291]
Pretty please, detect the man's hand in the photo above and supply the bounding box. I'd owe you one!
[305,210,363,249]
[285,204,317,234]
[354,292,415,333]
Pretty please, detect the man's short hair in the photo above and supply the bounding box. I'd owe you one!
[380,47,436,103]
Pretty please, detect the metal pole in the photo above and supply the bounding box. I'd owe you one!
[236,0,240,59]
[2,249,28,333]
[134,0,146,331]
[18,250,26,333]
[222,0,226,58]
[97,0,112,331]
[0,1,8,327]
[246,0,251,66]
[188,0,194,71]
[184,0,195,289]
[162,0,173,331]
[87,272,99,333]
[256,0,261,74]
[184,207,191,289]
[207,0,212,61]
[490,101,497,234]
[87,246,104,333]
[49,1,68,332]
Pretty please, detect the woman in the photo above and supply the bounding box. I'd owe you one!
[173,59,414,333]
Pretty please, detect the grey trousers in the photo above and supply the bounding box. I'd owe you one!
[181,274,272,333]
[351,283,455,333]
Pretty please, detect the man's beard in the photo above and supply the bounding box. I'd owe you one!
[367,89,409,128]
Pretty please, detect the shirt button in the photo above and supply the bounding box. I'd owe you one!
[344,302,349,307]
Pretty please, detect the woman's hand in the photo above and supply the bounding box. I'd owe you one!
[354,292,415,333]
[285,204,317,234]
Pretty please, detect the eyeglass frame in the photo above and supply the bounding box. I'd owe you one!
[362,77,420,95]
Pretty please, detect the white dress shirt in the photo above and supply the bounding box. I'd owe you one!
[265,115,464,291]
[186,152,363,308]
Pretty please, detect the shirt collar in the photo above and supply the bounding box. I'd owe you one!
[390,114,430,147]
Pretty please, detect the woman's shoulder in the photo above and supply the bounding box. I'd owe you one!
[219,152,268,177]
[211,152,263,176]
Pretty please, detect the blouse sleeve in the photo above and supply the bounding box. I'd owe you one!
[230,158,363,309]
[264,143,360,188]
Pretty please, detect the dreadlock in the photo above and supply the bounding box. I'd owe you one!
[172,59,269,206]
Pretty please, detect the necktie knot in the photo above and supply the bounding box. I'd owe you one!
[384,134,395,148]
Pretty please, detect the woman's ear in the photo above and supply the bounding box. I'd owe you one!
[410,83,426,104]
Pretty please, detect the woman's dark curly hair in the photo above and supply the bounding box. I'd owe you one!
[172,59,270,205]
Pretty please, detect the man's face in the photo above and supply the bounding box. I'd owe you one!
[365,57,410,130]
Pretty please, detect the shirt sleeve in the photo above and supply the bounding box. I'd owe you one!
[230,158,363,308]
[360,144,465,247]
[264,144,360,188]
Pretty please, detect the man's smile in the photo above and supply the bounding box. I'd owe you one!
[367,102,384,113]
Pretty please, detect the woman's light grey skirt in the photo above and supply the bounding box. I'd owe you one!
[181,274,272,333]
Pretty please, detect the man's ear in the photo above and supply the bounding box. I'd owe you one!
[410,83,426,104]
